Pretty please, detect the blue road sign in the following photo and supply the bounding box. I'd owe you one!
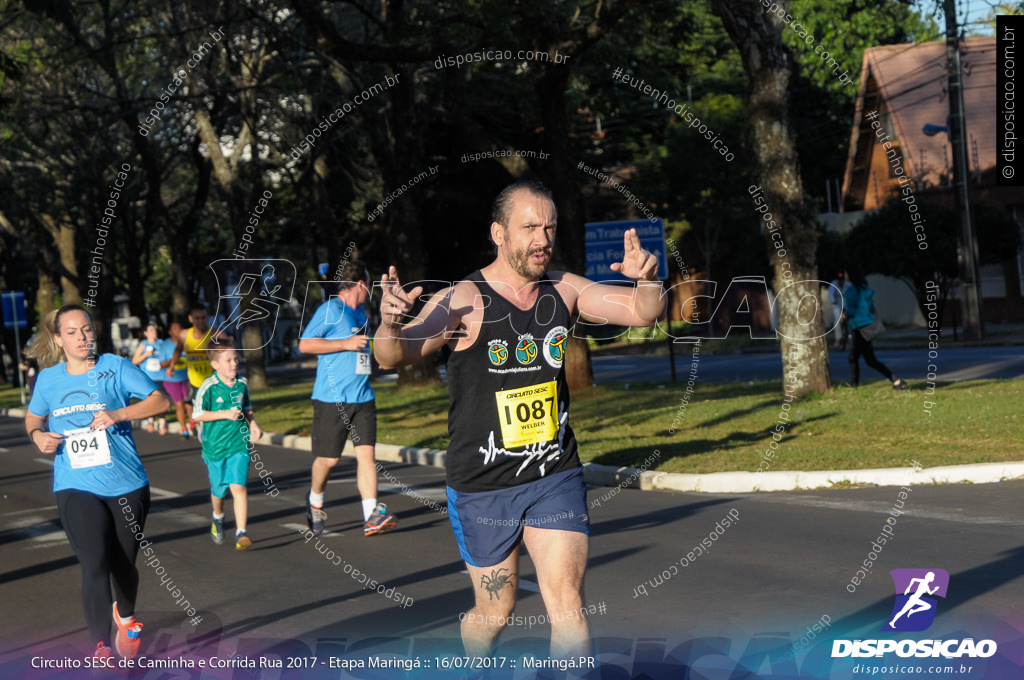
[2,291,27,329]
[585,219,668,282]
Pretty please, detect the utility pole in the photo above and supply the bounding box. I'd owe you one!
[944,0,983,339]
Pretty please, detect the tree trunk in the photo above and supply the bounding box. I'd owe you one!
[122,205,149,323]
[37,261,58,320]
[399,354,441,390]
[40,213,82,306]
[193,101,269,391]
[170,139,214,323]
[242,322,268,390]
[712,0,830,396]
[565,334,594,393]
[537,61,594,394]
[170,257,190,322]
[360,63,438,390]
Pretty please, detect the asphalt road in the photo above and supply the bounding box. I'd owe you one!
[269,346,1024,389]
[1,416,1021,679]
[592,345,1024,385]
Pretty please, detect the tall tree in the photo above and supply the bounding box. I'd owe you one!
[190,15,276,390]
[849,197,1022,323]
[711,0,830,396]
[286,0,656,392]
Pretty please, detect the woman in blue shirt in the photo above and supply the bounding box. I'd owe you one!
[131,321,168,434]
[25,305,170,662]
[845,267,908,389]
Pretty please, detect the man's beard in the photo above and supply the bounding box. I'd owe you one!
[507,244,551,280]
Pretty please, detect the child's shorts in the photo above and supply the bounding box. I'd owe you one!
[204,451,250,497]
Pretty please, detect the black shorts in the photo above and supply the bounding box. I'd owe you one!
[312,399,377,457]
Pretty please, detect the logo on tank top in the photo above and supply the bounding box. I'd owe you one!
[543,326,569,368]
[515,335,538,365]
[488,339,509,366]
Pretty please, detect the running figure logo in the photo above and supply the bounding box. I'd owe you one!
[543,326,569,368]
[515,335,538,365]
[883,569,949,632]
[209,259,296,349]
[488,340,509,366]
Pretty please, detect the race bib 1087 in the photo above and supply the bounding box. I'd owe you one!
[494,381,558,448]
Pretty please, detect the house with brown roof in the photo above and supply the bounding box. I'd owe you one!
[826,35,1024,324]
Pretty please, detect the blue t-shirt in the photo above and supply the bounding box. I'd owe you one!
[844,285,875,330]
[29,354,159,496]
[160,337,187,382]
[138,339,165,382]
[300,299,374,403]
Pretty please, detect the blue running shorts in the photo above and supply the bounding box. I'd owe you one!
[446,466,590,568]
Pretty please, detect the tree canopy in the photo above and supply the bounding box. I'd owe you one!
[0,0,952,392]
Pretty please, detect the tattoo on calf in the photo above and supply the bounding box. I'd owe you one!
[480,568,516,600]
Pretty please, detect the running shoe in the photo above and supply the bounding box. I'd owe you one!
[364,503,397,536]
[111,602,142,660]
[92,642,114,668]
[893,378,909,390]
[145,419,155,433]
[211,516,224,544]
[182,427,191,440]
[306,502,327,536]
[189,419,202,444]
[235,530,252,550]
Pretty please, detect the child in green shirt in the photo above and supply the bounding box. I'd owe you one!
[192,343,263,549]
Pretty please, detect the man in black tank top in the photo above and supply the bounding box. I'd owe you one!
[374,180,666,659]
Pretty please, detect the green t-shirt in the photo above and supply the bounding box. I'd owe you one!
[193,373,253,461]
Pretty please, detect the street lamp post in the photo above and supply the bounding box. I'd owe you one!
[943,0,984,339]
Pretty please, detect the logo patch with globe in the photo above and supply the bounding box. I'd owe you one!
[488,339,509,366]
[515,335,538,365]
[543,326,569,368]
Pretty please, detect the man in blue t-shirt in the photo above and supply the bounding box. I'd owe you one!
[299,260,396,537]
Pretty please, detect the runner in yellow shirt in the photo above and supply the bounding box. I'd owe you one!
[169,304,221,441]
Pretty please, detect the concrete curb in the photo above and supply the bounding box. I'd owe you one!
[5,407,1021,493]
[584,462,1024,493]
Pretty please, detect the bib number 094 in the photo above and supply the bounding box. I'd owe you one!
[69,437,99,454]
[64,426,113,469]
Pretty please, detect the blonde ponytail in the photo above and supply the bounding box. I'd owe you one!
[23,310,64,368]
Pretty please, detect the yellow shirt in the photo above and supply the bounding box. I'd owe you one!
[184,327,214,387]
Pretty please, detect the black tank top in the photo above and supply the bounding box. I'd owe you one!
[446,270,579,492]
